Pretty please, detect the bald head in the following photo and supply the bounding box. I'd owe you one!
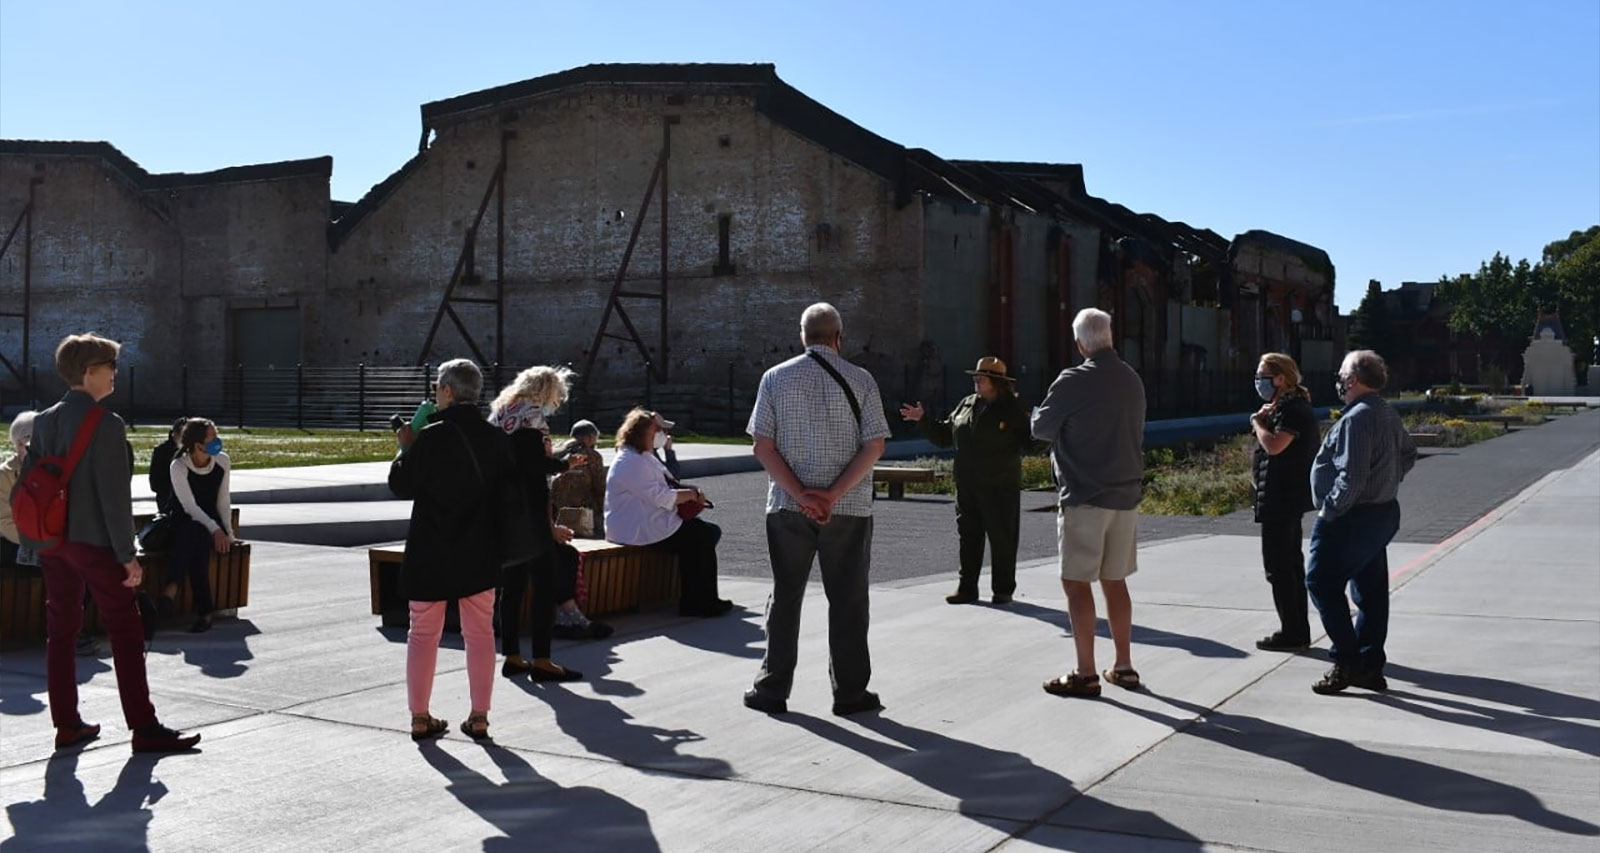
[801,302,843,348]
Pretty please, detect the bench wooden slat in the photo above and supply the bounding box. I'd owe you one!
[368,539,681,627]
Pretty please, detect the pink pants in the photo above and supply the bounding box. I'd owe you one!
[407,589,497,715]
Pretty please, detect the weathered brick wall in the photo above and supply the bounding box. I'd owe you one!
[0,156,183,409]
[165,174,331,370]
[326,87,927,417]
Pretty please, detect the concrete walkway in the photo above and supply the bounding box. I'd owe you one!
[5,443,1598,849]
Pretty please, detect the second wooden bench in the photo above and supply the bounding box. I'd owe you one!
[367,539,681,629]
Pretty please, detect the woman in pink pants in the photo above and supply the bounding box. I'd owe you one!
[388,359,528,741]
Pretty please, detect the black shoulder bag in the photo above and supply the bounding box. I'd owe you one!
[807,351,862,429]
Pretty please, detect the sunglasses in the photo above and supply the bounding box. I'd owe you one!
[92,358,118,371]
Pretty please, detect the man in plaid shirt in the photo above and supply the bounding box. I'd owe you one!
[744,303,890,717]
[1307,349,1417,695]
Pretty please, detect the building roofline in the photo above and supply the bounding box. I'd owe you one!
[0,139,331,189]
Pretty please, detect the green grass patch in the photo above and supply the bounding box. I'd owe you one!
[889,437,1257,516]
[1403,414,1503,448]
[0,422,754,475]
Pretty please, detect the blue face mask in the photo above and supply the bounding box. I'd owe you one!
[1254,377,1277,402]
[204,437,223,456]
[541,403,558,417]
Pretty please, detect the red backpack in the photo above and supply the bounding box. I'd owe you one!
[10,406,106,552]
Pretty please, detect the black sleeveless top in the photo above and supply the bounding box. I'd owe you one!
[183,463,226,529]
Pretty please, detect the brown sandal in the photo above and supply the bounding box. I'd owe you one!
[1103,668,1141,690]
[411,713,447,741]
[459,713,490,742]
[1043,672,1101,697]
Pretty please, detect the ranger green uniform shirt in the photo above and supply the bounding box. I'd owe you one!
[919,393,1038,489]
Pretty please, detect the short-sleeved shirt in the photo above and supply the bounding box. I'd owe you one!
[748,345,891,517]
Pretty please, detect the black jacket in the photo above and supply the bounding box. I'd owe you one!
[1251,395,1319,522]
[149,439,179,516]
[919,392,1038,489]
[388,404,526,601]
[506,426,571,556]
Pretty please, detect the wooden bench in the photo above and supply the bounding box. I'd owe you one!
[872,466,938,500]
[1409,432,1442,448]
[1463,414,1531,432]
[368,539,681,629]
[0,543,251,648]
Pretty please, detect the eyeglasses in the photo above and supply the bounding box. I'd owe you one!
[92,359,118,371]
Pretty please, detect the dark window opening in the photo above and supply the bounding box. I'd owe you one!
[714,214,735,276]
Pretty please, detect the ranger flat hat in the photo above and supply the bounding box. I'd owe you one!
[964,356,1012,381]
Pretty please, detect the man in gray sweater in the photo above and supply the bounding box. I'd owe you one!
[1030,309,1146,698]
[18,333,200,753]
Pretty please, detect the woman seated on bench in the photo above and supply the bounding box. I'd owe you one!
[604,409,733,618]
[164,418,244,634]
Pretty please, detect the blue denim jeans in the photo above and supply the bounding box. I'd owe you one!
[1306,501,1400,671]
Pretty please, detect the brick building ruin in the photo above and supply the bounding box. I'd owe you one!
[1,63,1343,429]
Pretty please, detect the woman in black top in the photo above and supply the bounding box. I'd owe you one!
[165,418,240,634]
[1248,353,1320,651]
[487,365,588,683]
[147,417,187,517]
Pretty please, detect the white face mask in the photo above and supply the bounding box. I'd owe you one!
[652,430,669,451]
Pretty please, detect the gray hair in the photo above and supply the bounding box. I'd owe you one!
[1072,308,1114,352]
[1340,349,1388,391]
[436,358,484,405]
[801,302,843,346]
[9,410,35,452]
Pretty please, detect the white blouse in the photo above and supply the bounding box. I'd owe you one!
[169,452,234,538]
[604,446,681,546]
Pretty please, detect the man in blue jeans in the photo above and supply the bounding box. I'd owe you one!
[1306,349,1416,695]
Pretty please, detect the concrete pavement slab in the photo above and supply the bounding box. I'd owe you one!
[5,448,1597,850]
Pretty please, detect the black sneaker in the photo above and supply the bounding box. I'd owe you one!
[1256,633,1311,652]
[1351,667,1388,692]
[743,690,787,715]
[832,691,884,717]
[1312,665,1355,695]
[131,724,201,753]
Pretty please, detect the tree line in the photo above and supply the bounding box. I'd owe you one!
[1349,225,1600,378]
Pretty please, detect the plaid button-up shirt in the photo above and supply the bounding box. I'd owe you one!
[748,346,890,517]
[1311,393,1417,520]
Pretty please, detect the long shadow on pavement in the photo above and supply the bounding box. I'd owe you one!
[148,618,261,679]
[418,741,661,853]
[521,679,735,779]
[780,712,1204,850]
[1102,690,1600,838]
[999,600,1247,659]
[1371,664,1600,758]
[661,606,765,660]
[3,752,173,852]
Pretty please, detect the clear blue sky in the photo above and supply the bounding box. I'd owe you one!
[3,0,1596,311]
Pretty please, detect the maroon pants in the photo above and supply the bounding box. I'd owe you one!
[41,542,157,731]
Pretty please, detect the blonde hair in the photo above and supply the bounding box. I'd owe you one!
[491,364,574,414]
[615,407,657,452]
[1259,352,1309,400]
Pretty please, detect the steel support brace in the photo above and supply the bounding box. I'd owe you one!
[584,116,678,385]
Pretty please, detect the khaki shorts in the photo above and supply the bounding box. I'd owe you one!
[1057,504,1139,582]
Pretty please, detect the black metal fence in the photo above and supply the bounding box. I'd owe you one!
[1,362,1339,434]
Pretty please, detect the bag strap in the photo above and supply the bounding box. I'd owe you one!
[60,407,107,483]
[444,421,485,487]
[806,350,862,426]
